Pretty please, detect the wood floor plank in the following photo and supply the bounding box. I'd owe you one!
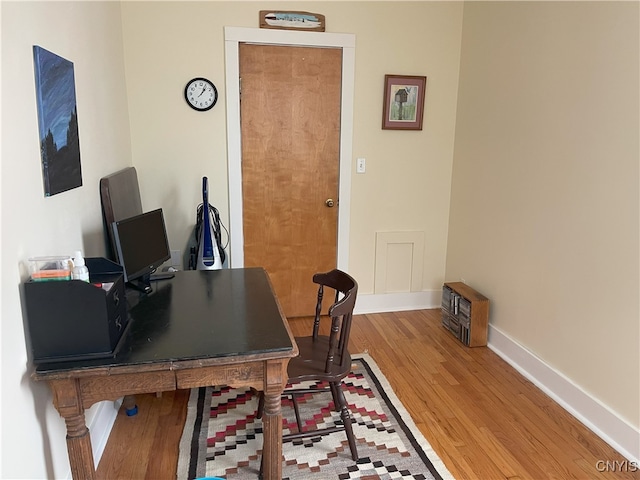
[145,389,189,480]
[96,309,639,480]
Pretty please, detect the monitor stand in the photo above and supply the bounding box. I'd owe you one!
[127,275,153,295]
[126,271,175,295]
[149,272,175,281]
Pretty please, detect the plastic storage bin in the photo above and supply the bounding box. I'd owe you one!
[28,255,73,281]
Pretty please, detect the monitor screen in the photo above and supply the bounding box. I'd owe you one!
[112,208,171,286]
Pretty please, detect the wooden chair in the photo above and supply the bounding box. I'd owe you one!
[258,269,359,468]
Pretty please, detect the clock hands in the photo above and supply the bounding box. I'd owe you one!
[198,84,207,97]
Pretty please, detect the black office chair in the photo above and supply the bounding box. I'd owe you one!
[258,269,359,469]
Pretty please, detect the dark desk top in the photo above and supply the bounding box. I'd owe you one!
[35,268,294,375]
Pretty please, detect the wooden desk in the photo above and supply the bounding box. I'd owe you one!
[32,268,298,480]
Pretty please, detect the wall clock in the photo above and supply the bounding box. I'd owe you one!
[184,77,218,111]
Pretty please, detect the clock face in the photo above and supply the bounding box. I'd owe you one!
[185,77,218,111]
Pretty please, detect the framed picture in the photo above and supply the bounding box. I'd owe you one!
[259,10,325,32]
[33,45,83,196]
[382,74,427,130]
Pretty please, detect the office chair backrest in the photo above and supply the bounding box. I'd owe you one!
[100,167,143,261]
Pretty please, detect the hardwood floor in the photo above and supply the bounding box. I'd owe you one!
[96,309,638,479]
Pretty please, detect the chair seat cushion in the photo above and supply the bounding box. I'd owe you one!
[288,335,352,383]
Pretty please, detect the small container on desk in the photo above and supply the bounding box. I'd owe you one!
[24,257,130,364]
[28,255,73,281]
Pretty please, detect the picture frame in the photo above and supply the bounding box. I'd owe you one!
[33,45,83,196]
[259,10,325,32]
[382,74,427,130]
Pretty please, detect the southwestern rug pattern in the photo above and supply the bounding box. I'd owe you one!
[177,353,454,480]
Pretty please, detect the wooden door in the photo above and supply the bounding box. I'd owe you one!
[240,43,342,317]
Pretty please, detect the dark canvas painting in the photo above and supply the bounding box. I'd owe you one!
[33,46,82,196]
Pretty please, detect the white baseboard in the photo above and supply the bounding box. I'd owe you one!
[354,290,441,314]
[90,398,122,461]
[488,324,640,464]
[66,399,122,479]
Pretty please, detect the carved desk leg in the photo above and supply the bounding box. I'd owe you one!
[261,359,287,480]
[49,379,96,480]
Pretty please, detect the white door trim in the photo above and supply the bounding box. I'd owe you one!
[224,26,355,270]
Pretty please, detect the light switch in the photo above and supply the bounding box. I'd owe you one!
[356,157,366,174]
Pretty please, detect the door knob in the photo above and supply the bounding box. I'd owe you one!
[325,198,335,208]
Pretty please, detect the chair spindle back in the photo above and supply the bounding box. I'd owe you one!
[311,269,358,373]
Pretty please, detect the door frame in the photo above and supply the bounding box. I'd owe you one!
[224,26,356,270]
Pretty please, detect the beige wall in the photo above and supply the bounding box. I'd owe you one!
[1,2,132,478]
[447,2,639,427]
[120,1,464,295]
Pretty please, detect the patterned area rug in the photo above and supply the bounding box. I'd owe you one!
[177,353,454,480]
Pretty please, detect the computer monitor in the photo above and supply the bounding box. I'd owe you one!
[112,208,172,293]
